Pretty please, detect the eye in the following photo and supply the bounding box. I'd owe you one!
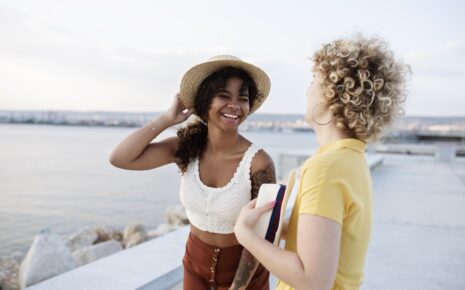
[218,94,230,99]
[239,96,249,102]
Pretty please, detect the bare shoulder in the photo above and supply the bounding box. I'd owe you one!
[250,149,275,175]
[250,149,276,198]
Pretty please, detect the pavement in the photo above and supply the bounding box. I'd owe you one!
[363,154,465,290]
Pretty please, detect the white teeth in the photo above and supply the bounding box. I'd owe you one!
[222,113,239,119]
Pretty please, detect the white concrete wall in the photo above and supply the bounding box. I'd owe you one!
[26,227,190,290]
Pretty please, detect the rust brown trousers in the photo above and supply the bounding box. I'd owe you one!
[182,232,270,290]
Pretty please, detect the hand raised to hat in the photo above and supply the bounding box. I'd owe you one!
[163,93,194,125]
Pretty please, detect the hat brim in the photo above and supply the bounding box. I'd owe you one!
[179,58,270,115]
[254,170,296,245]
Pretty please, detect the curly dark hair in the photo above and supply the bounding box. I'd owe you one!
[313,35,410,142]
[175,67,258,173]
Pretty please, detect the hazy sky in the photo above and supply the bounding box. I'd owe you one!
[1,0,464,116]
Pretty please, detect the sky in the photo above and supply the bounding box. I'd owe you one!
[1,0,464,116]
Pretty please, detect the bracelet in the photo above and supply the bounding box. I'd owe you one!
[147,121,156,131]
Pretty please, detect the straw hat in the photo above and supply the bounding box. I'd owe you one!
[179,55,270,115]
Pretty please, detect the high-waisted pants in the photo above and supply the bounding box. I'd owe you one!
[182,232,269,290]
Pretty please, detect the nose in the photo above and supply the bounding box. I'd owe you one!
[227,100,240,110]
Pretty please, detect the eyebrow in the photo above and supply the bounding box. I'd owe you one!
[218,88,249,96]
[239,87,249,96]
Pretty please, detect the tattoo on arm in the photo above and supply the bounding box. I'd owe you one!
[230,249,259,290]
[230,162,276,289]
[251,163,277,199]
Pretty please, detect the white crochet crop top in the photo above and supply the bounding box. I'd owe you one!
[180,144,260,234]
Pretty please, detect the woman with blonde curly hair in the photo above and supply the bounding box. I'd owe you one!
[234,35,409,290]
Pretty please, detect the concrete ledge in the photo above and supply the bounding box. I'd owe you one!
[26,227,190,290]
[368,155,384,170]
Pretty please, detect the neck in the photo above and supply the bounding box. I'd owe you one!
[313,122,351,147]
[206,125,242,154]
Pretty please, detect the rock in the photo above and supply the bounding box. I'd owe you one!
[122,224,147,248]
[165,205,189,226]
[65,227,98,252]
[73,240,123,267]
[147,223,180,239]
[122,223,147,248]
[123,224,146,241]
[19,228,76,289]
[0,256,20,290]
[124,232,147,249]
[94,225,123,243]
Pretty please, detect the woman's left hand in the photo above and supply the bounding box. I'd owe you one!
[234,199,275,243]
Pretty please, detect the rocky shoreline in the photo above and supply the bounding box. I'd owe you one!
[0,205,188,290]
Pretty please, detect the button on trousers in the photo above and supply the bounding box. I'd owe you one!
[182,232,269,290]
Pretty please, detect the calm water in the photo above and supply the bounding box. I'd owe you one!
[0,124,317,256]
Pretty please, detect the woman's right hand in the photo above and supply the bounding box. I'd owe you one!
[163,93,195,125]
[109,93,192,170]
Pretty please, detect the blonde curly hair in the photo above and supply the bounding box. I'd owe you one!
[313,35,410,142]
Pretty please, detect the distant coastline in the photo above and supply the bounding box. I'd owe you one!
[0,110,311,131]
[1,110,464,142]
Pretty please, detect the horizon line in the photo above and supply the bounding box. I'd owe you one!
[0,108,463,119]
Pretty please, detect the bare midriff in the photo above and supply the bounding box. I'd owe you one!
[190,224,240,247]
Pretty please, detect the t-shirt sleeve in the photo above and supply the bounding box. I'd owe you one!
[298,166,347,225]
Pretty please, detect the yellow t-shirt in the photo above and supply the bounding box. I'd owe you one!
[276,139,372,290]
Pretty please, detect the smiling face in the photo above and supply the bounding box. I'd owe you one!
[207,76,250,130]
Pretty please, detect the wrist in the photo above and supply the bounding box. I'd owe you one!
[235,224,254,246]
[149,115,174,131]
[159,114,176,126]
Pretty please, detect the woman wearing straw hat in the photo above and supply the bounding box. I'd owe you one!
[110,55,275,290]
[234,35,409,290]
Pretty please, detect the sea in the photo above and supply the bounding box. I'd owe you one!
[0,123,317,257]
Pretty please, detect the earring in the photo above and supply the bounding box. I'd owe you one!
[198,117,207,125]
[312,103,332,126]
